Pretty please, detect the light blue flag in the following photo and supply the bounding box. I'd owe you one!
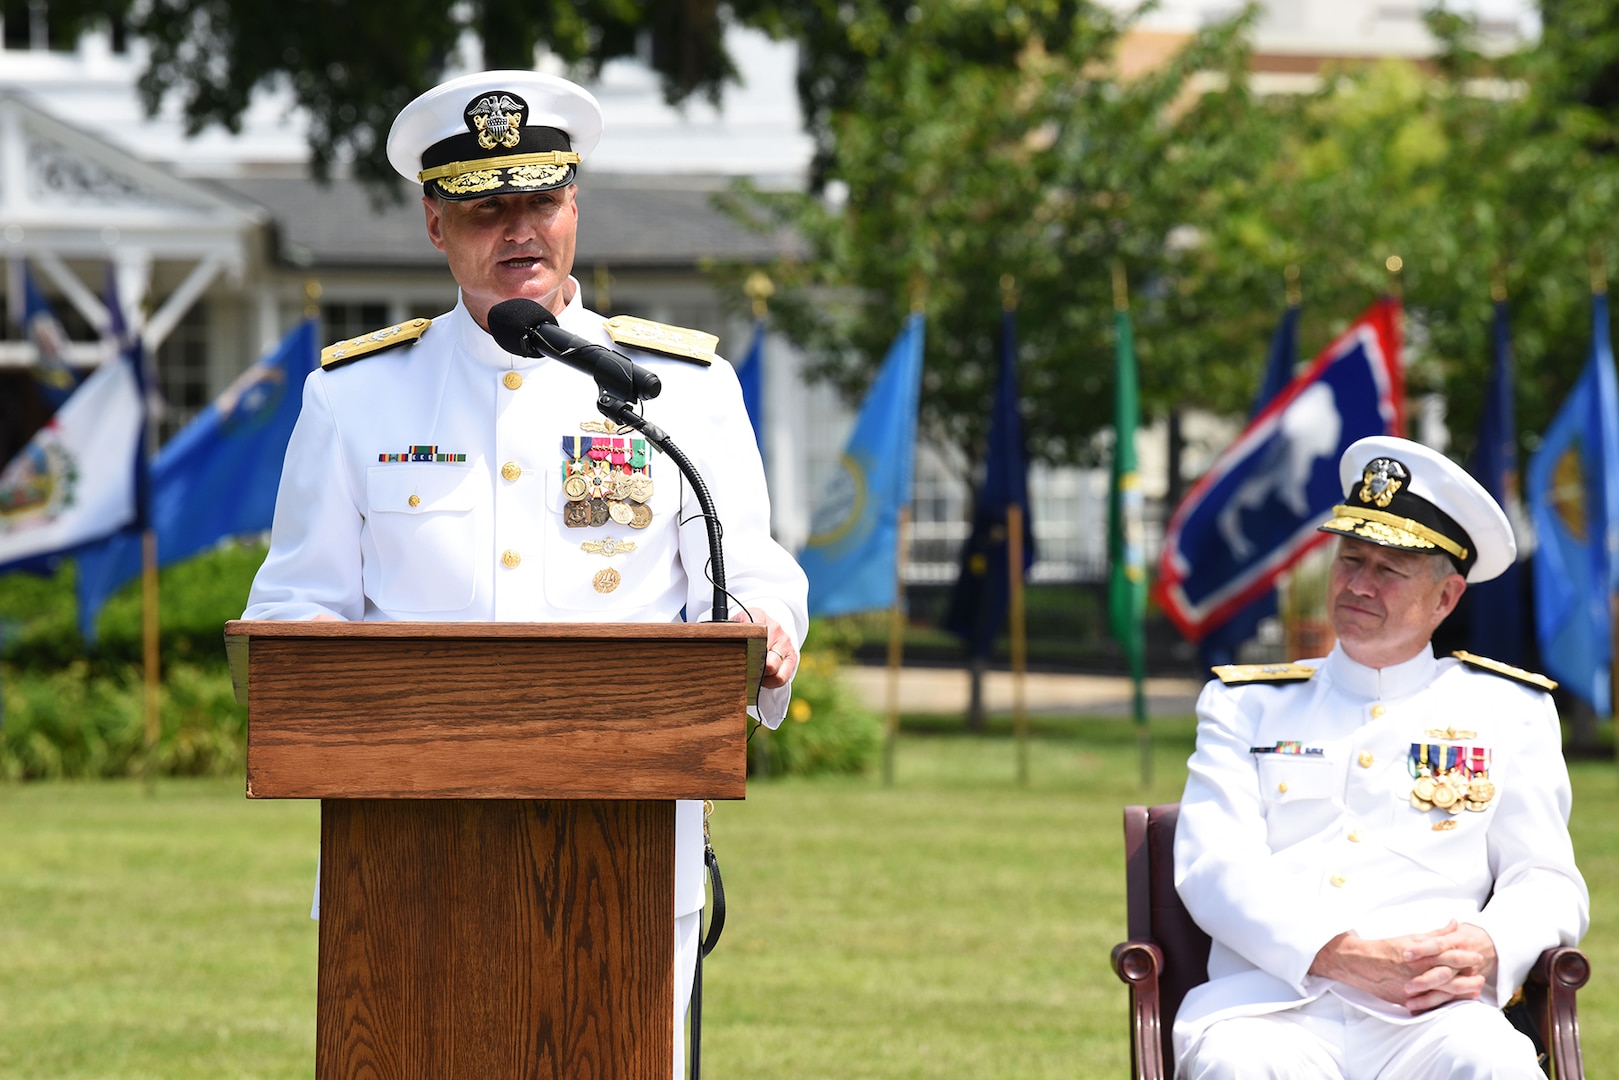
[736,318,765,453]
[74,320,321,641]
[799,313,925,617]
[1527,292,1619,714]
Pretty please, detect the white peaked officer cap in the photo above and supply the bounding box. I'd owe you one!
[1318,435,1516,583]
[386,70,604,201]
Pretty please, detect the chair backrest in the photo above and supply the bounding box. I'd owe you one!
[1123,803,1211,1075]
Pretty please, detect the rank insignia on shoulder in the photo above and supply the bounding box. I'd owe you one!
[1451,650,1558,692]
[605,315,716,365]
[1212,663,1317,686]
[321,318,433,370]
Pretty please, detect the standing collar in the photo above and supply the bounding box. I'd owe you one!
[1321,642,1438,701]
[453,277,585,367]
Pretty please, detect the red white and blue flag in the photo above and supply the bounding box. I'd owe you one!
[1157,298,1403,640]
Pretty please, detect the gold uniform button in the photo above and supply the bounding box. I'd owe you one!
[1331,874,1347,888]
[501,549,521,569]
[1348,830,1363,843]
[503,371,523,390]
[1371,704,1388,718]
[1277,782,1289,794]
[501,461,522,482]
[408,494,421,508]
[1358,751,1375,768]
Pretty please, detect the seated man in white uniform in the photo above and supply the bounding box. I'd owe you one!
[1173,435,1588,1080]
[242,69,808,1077]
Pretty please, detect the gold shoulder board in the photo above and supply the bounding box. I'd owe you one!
[1451,651,1558,692]
[321,318,433,371]
[605,315,716,366]
[1212,663,1317,686]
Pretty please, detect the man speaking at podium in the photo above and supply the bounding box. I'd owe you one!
[243,69,808,1075]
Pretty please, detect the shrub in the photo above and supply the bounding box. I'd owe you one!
[748,619,883,778]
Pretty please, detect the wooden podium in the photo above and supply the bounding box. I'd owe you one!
[224,620,764,1080]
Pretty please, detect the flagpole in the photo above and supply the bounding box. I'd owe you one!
[1001,275,1030,786]
[142,529,160,755]
[882,285,925,787]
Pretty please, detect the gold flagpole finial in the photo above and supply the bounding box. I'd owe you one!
[1590,244,1608,296]
[1385,254,1403,299]
[1284,263,1302,308]
[1112,262,1129,312]
[744,270,775,319]
[910,272,927,315]
[303,277,323,319]
[1000,273,1017,313]
[1491,261,1508,303]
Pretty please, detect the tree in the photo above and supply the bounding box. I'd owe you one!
[716,1,1269,467]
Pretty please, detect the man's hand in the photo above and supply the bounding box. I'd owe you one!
[1308,920,1497,1013]
[730,610,798,689]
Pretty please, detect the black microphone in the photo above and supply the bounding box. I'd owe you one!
[487,298,662,402]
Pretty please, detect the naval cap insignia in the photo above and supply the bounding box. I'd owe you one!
[465,92,527,150]
[1358,457,1408,509]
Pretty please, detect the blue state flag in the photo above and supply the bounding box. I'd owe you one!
[1158,299,1403,640]
[1198,302,1301,665]
[799,313,925,617]
[74,320,321,641]
[1466,298,1529,667]
[23,267,80,409]
[735,318,766,453]
[942,307,1034,657]
[1527,292,1619,714]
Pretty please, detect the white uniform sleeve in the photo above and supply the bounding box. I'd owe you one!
[1175,681,1344,993]
[1469,690,1589,1006]
[243,371,365,621]
[673,358,808,728]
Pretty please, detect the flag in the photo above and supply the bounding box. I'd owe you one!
[74,320,321,640]
[1157,298,1404,640]
[943,307,1035,657]
[1526,291,1619,714]
[23,267,79,409]
[1466,297,1528,667]
[735,318,766,453]
[1197,303,1301,666]
[799,313,925,617]
[1108,301,1148,679]
[0,349,143,572]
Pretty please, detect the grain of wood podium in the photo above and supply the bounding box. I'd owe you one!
[225,619,765,1080]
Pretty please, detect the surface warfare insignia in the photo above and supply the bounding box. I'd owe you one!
[1451,650,1558,692]
[1357,457,1408,509]
[1409,741,1495,816]
[321,319,432,370]
[466,93,526,150]
[1212,663,1316,686]
[604,316,717,365]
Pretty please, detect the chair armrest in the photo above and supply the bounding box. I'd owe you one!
[1522,946,1589,1080]
[1112,940,1169,1080]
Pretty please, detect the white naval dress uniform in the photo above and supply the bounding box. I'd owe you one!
[243,281,808,1068]
[1172,644,1588,1078]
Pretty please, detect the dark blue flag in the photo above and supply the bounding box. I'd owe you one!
[1158,299,1403,639]
[1465,298,1528,667]
[1527,292,1619,714]
[74,320,320,641]
[735,318,765,453]
[1197,303,1301,666]
[22,268,79,409]
[944,308,1035,658]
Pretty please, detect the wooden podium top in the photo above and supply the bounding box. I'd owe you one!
[226,620,764,801]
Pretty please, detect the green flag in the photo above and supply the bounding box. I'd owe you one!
[1107,298,1147,686]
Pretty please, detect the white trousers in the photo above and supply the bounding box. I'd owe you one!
[1181,993,1542,1080]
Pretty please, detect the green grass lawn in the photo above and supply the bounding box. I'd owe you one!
[1,720,1615,1078]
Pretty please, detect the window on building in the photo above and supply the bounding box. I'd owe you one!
[321,302,389,345]
[155,304,209,444]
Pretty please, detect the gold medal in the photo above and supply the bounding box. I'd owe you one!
[608,500,634,525]
[629,503,652,529]
[564,501,592,529]
[593,568,621,593]
[1430,777,1459,809]
[1410,792,1434,812]
[563,475,589,501]
[589,499,609,527]
[622,473,653,503]
[1412,775,1437,803]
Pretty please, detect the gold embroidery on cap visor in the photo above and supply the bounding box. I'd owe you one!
[1321,505,1470,563]
[419,151,582,194]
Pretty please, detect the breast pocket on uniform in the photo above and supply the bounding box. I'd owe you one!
[365,465,482,612]
[1256,754,1337,805]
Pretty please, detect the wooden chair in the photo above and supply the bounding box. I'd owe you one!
[1110,803,1590,1080]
